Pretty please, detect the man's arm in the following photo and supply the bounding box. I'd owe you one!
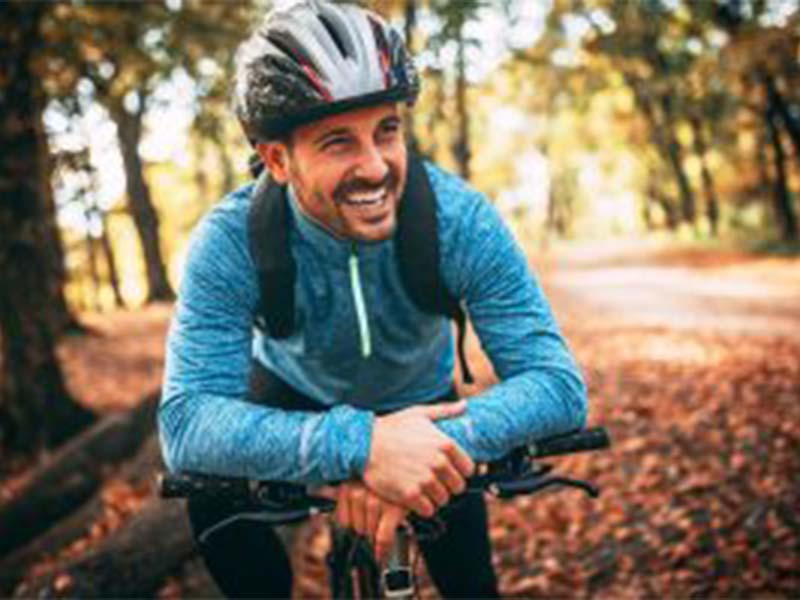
[157,209,373,484]
[435,191,588,461]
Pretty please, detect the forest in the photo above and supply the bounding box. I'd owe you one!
[1,0,798,597]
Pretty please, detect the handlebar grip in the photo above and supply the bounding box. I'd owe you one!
[530,427,611,458]
[157,472,250,499]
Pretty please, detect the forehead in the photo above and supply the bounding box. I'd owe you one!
[294,103,400,141]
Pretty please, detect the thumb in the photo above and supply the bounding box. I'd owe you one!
[311,485,338,500]
[419,399,467,421]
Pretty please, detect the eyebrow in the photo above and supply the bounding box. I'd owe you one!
[313,115,402,147]
[313,127,351,147]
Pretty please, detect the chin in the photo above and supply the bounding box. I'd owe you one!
[351,220,397,243]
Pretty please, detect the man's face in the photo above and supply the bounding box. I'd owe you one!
[265,103,408,243]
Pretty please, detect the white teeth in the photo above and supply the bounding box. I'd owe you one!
[345,189,387,205]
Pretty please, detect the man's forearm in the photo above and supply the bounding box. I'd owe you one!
[435,368,587,462]
[158,391,374,485]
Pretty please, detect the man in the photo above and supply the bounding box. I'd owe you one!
[158,1,587,597]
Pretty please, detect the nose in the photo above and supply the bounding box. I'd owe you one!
[353,142,389,183]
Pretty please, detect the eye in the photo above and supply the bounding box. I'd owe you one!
[321,137,351,152]
[377,120,401,140]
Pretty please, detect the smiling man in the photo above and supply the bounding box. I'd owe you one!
[158,1,588,598]
[264,103,407,242]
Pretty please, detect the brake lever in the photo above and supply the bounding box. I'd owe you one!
[492,474,601,499]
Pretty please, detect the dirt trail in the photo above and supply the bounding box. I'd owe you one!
[538,240,800,339]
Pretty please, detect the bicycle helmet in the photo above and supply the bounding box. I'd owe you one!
[233,0,420,143]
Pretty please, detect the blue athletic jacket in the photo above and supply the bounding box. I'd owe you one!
[158,161,587,485]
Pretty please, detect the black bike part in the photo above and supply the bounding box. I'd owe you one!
[158,472,251,500]
[529,427,611,458]
[158,472,336,512]
[494,475,601,499]
[329,526,380,600]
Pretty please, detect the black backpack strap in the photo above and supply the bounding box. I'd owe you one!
[396,155,474,384]
[247,172,295,338]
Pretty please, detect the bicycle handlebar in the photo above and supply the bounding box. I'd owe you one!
[157,427,610,513]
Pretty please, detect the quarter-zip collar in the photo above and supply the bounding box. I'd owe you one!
[286,184,392,265]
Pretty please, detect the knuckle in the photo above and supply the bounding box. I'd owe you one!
[432,455,449,473]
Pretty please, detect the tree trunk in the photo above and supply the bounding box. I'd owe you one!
[0,2,96,456]
[83,220,102,313]
[659,93,696,223]
[42,168,83,335]
[217,143,236,196]
[12,498,196,599]
[627,75,696,227]
[689,115,720,236]
[404,0,421,156]
[763,72,800,163]
[107,96,175,302]
[765,106,798,241]
[0,394,157,559]
[422,69,446,161]
[0,434,162,595]
[451,20,471,181]
[98,213,126,309]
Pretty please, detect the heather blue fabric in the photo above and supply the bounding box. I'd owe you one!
[158,162,587,485]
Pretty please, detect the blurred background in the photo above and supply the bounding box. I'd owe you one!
[1,0,799,598]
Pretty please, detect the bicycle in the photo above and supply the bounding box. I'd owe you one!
[158,427,611,599]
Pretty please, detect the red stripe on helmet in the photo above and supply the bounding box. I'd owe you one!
[299,62,333,102]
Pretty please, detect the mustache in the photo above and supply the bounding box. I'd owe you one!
[333,167,399,204]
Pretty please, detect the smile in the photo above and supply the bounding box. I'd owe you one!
[341,187,389,207]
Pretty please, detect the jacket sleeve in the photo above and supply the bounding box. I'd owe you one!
[436,193,588,461]
[157,209,373,484]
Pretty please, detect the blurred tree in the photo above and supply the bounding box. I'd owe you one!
[0,2,96,455]
[707,0,799,240]
[38,2,256,302]
[53,146,126,310]
[429,0,484,180]
[579,0,699,225]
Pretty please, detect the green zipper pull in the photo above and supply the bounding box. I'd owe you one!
[349,244,372,358]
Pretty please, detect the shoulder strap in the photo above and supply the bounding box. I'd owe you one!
[396,155,474,384]
[247,172,295,338]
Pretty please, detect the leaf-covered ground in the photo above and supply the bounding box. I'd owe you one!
[8,242,799,598]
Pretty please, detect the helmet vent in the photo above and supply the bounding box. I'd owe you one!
[267,30,310,68]
[317,14,348,58]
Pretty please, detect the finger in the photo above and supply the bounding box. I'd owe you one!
[433,458,467,496]
[408,492,436,519]
[374,510,402,562]
[350,487,367,536]
[336,490,352,530]
[312,485,338,500]
[422,477,450,509]
[443,440,475,478]
[419,400,467,421]
[365,494,382,543]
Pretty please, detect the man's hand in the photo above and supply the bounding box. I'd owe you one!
[363,400,474,517]
[315,482,408,561]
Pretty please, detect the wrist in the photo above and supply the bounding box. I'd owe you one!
[323,405,375,480]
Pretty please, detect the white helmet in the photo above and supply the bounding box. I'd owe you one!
[234,0,420,142]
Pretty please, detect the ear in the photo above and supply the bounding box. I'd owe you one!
[256,142,291,184]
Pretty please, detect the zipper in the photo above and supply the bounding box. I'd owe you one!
[349,244,372,358]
